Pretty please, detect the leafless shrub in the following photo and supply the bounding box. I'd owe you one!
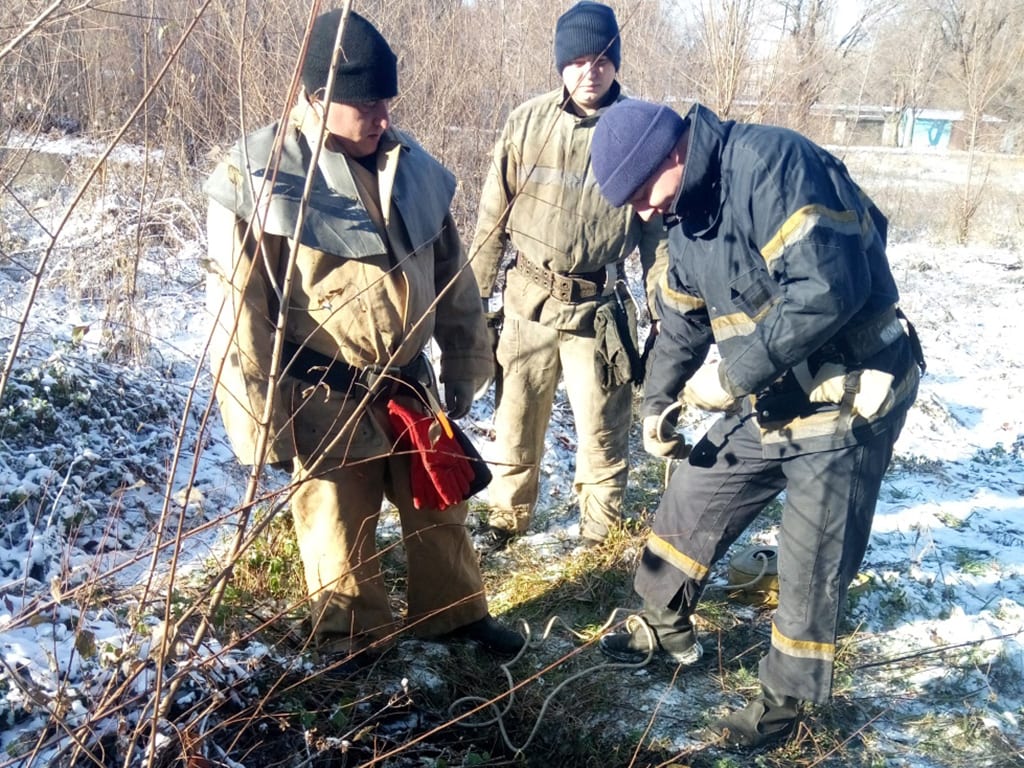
[1,3,1024,766]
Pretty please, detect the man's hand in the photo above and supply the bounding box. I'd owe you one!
[445,380,476,419]
[484,307,503,354]
[682,363,738,412]
[642,413,688,458]
[854,369,895,418]
[482,297,504,404]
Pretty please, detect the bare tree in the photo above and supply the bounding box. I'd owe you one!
[687,0,759,118]
[619,0,695,105]
[861,1,945,146]
[930,0,1024,241]
[773,0,835,132]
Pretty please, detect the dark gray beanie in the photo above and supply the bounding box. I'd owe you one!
[301,10,398,102]
[591,99,686,208]
[554,2,621,72]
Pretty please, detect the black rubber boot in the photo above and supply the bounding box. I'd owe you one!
[448,614,525,656]
[473,524,516,555]
[599,603,703,665]
[711,685,802,749]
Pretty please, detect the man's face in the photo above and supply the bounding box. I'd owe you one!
[628,149,685,221]
[561,55,616,112]
[323,99,391,158]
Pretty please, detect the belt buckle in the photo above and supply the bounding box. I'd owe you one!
[361,363,402,392]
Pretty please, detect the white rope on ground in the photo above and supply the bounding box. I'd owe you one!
[449,607,658,758]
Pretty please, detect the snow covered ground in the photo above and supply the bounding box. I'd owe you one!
[0,134,1022,766]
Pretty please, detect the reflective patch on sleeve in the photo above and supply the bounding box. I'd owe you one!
[659,274,706,314]
[760,204,861,270]
[711,311,757,341]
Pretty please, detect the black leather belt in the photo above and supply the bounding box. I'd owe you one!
[281,341,425,393]
[515,255,610,303]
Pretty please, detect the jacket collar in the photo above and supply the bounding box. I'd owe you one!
[205,101,453,259]
[556,80,622,123]
[674,103,731,238]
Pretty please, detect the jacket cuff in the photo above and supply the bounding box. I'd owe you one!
[719,363,745,398]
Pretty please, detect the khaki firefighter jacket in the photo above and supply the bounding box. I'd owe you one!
[470,85,668,330]
[205,103,492,466]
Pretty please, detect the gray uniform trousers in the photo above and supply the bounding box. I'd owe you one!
[635,405,907,703]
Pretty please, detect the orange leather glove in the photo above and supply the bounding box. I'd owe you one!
[387,399,475,510]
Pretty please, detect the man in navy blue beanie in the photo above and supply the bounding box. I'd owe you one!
[590,99,925,750]
[469,4,668,554]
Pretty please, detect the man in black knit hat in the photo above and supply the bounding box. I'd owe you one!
[470,2,668,553]
[205,9,523,664]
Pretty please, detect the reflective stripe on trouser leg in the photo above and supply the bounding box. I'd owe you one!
[634,411,786,609]
[487,317,562,533]
[760,421,900,704]
[559,328,630,540]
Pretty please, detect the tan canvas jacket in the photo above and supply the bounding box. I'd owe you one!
[205,103,491,465]
[470,85,668,331]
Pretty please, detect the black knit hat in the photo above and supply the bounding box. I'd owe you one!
[554,2,621,72]
[301,10,398,102]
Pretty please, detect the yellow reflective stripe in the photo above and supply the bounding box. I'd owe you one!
[647,533,710,581]
[659,274,706,314]
[711,311,756,341]
[760,204,861,270]
[771,623,835,661]
[759,409,842,444]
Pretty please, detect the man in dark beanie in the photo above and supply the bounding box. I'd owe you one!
[204,9,523,666]
[589,98,925,749]
[469,2,668,554]
[554,0,621,72]
[300,8,397,104]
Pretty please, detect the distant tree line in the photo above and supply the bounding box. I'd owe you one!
[1,0,1022,231]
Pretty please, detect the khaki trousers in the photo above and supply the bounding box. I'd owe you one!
[488,315,632,540]
[290,445,488,649]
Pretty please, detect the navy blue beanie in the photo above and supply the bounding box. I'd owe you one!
[301,10,398,103]
[591,100,686,208]
[555,2,621,72]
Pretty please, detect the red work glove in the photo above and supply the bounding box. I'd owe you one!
[387,399,475,510]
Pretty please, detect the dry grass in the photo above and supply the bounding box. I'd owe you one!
[2,3,1024,765]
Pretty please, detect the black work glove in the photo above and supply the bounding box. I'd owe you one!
[445,379,476,420]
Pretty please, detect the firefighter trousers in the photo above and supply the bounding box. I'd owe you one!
[290,449,488,652]
[635,408,906,703]
[487,315,632,541]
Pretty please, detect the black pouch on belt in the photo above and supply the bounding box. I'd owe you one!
[593,283,643,390]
